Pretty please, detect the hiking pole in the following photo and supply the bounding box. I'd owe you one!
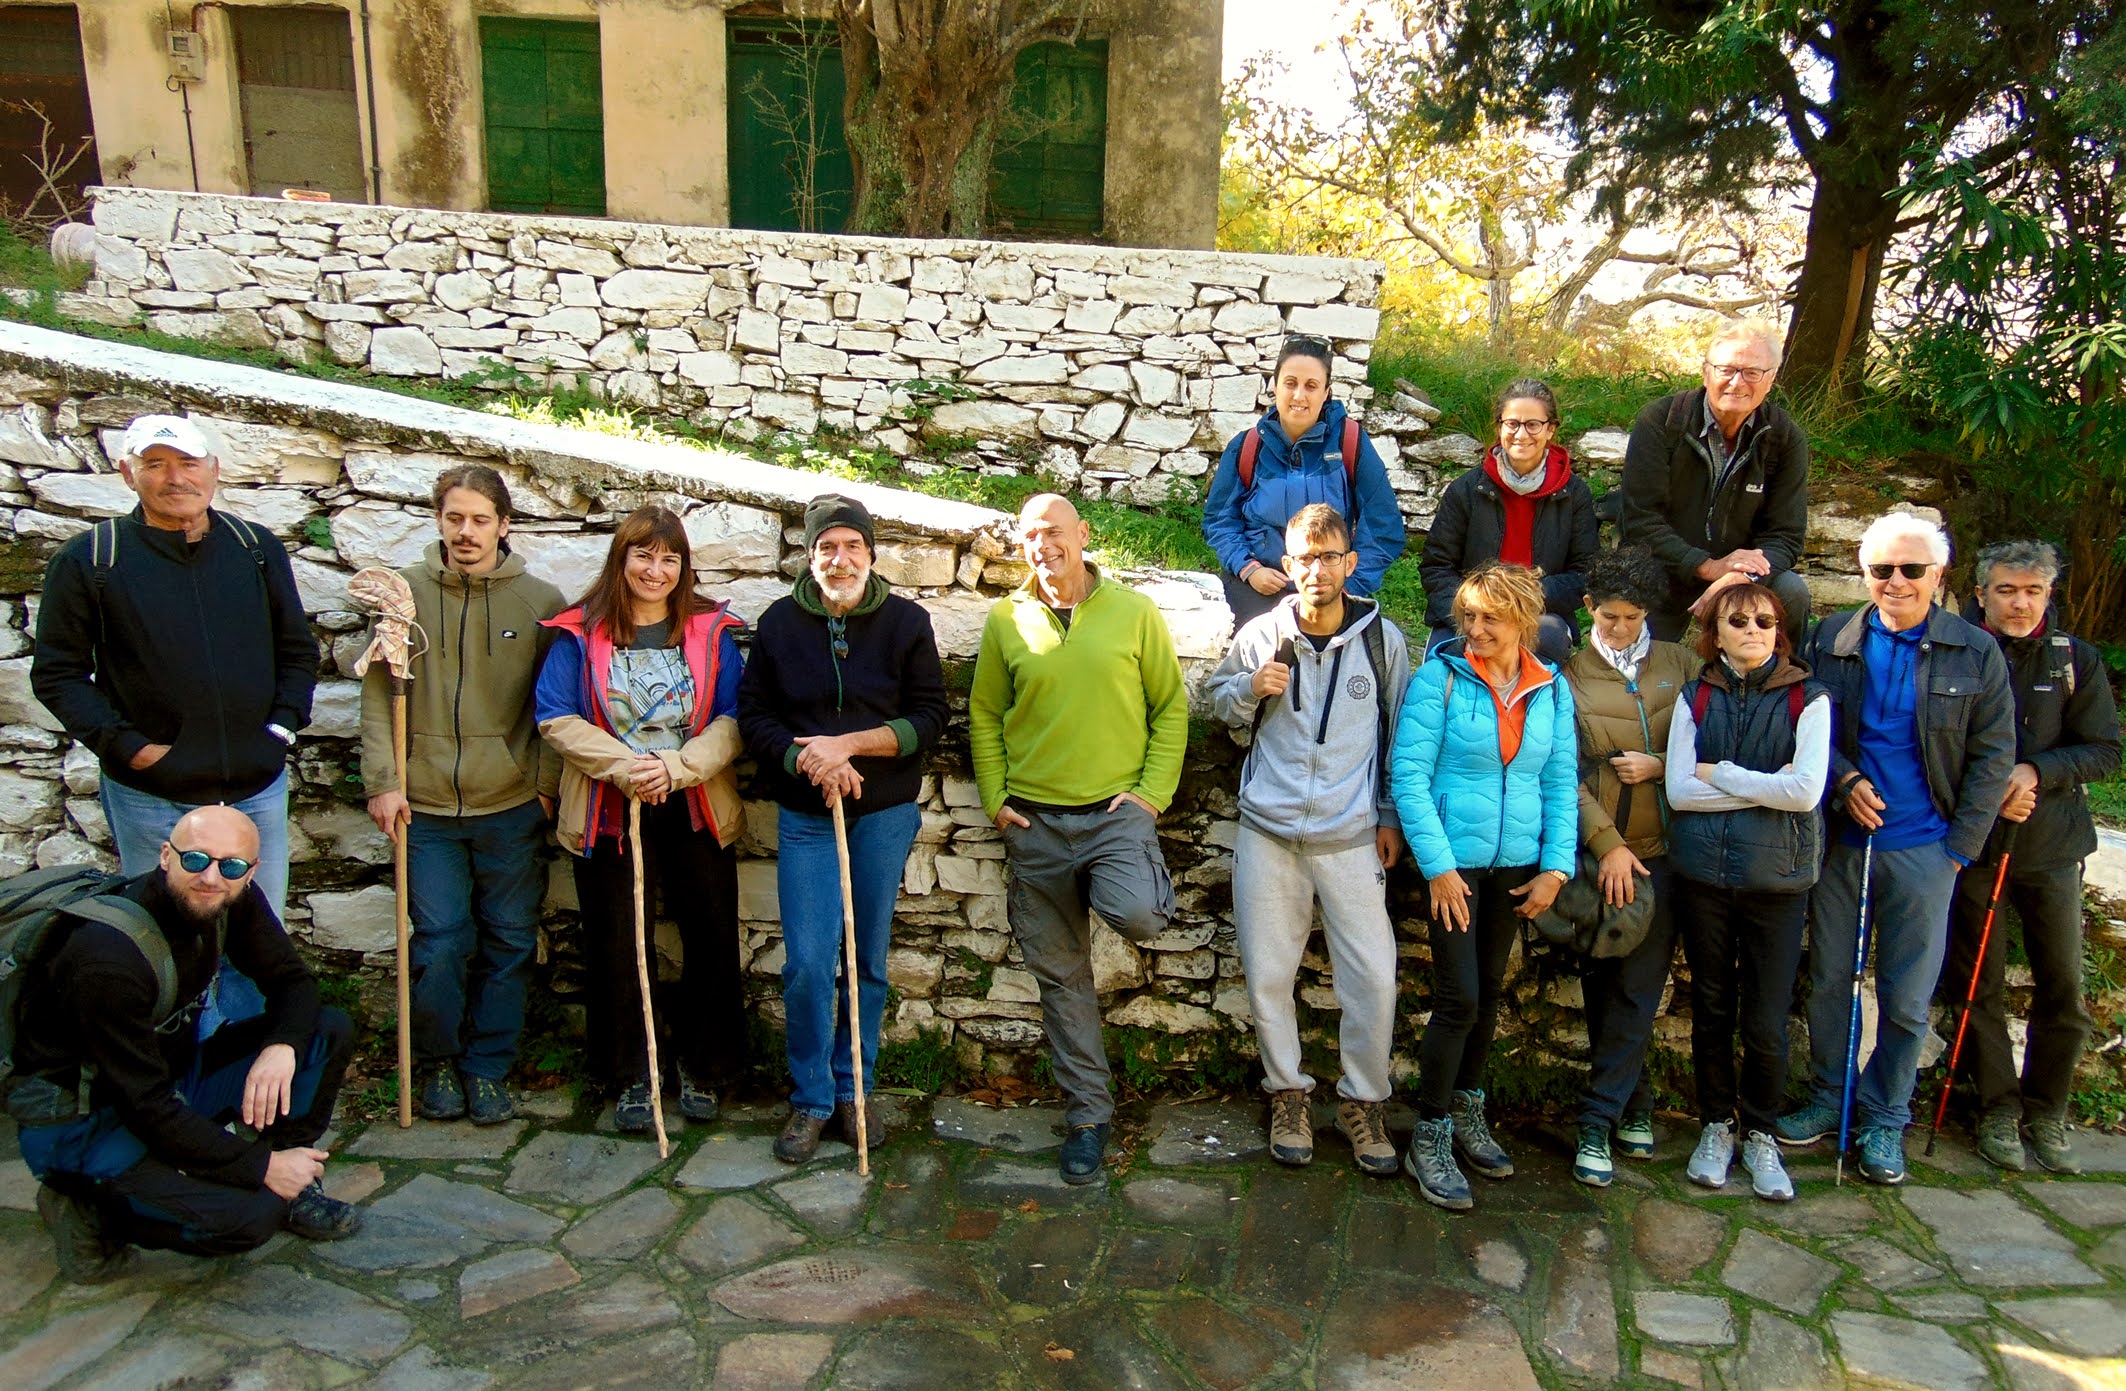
[630,797,670,1160]
[831,797,870,1176]
[1926,823,2019,1157]
[1837,833,1876,1187]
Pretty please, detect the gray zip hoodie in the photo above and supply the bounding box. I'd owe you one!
[1210,596,1412,853]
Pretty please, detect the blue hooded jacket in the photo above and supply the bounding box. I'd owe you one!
[1202,400,1404,597]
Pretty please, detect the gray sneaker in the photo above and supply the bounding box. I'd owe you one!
[465,1075,517,1127]
[1741,1130,1795,1202]
[1267,1089,1314,1167]
[2023,1117,2081,1175]
[1688,1120,1736,1188]
[1404,1115,1473,1210]
[1450,1088,1513,1179]
[1975,1111,2026,1171]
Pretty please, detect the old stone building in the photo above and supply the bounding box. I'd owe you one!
[0,0,1220,248]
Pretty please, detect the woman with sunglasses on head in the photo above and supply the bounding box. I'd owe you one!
[534,506,748,1135]
[1664,580,1830,1201]
[1203,336,1405,631]
[1420,378,1598,665]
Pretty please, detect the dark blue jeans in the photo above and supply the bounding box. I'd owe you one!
[777,801,920,1119]
[407,799,547,1080]
[17,1008,353,1256]
[1577,856,1676,1129]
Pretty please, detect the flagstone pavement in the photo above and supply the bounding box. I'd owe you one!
[3,1095,2124,1390]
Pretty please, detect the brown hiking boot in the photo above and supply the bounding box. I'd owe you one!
[775,1111,828,1164]
[1267,1088,1314,1166]
[1336,1099,1400,1177]
[835,1099,886,1148]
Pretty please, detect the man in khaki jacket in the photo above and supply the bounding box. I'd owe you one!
[360,466,564,1125]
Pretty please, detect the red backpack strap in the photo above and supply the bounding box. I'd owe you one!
[1788,683,1804,727]
[1341,418,1360,486]
[1237,430,1263,491]
[1691,681,1712,727]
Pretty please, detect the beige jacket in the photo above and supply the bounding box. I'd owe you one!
[538,713,744,854]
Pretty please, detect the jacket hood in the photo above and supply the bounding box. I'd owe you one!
[1250,398,1352,464]
[1262,593,1381,652]
[421,540,530,585]
[793,571,891,618]
[1481,443,1574,499]
[1697,653,1811,694]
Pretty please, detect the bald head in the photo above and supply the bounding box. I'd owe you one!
[1016,492,1091,601]
[172,804,262,860]
[1019,492,1080,529]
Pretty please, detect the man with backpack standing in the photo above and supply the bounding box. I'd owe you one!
[360,466,565,1126]
[6,806,360,1282]
[1209,504,1411,1176]
[31,415,318,1033]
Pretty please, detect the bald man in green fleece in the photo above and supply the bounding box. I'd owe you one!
[970,493,1187,1185]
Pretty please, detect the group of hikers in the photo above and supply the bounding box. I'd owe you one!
[4,319,2116,1283]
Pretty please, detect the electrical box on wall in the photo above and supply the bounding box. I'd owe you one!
[167,31,206,82]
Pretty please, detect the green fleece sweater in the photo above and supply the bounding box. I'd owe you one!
[968,565,1188,821]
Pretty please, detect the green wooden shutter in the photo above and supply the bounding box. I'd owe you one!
[481,17,605,217]
[726,21,853,233]
[989,40,1107,240]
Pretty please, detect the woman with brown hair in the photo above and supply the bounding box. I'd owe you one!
[534,506,748,1133]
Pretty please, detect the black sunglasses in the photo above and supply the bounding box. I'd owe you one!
[1867,562,1933,580]
[173,847,255,880]
[1725,613,1779,631]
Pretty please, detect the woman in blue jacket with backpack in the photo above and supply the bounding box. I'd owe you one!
[1391,562,1579,1212]
[1202,336,1404,630]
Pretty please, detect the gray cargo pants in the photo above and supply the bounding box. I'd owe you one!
[1004,804,1176,1126]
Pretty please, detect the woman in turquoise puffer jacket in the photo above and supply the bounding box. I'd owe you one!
[1391,563,1579,1214]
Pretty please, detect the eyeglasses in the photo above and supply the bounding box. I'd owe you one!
[1286,550,1350,571]
[1498,418,1553,434]
[1724,613,1779,631]
[1706,363,1771,384]
[1867,562,1933,580]
[173,847,255,880]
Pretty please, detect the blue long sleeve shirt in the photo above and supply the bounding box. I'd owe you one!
[1201,401,1404,596]
[1851,610,1956,857]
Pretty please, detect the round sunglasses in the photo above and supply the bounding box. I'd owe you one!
[172,847,255,880]
[1725,613,1779,631]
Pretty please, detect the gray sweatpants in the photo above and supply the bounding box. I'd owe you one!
[1233,825,1398,1103]
[1004,804,1175,1126]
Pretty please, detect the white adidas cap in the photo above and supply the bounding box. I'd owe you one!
[120,414,212,461]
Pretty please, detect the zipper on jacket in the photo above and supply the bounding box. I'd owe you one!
[190,564,233,788]
[451,581,471,817]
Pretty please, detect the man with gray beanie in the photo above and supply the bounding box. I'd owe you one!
[739,494,949,1163]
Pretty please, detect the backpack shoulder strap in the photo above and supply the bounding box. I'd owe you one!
[1691,681,1712,727]
[1787,683,1805,726]
[1237,430,1263,491]
[1362,617,1391,785]
[62,895,180,1025]
[218,511,270,570]
[1341,418,1361,486]
[2050,634,2077,696]
[88,518,120,586]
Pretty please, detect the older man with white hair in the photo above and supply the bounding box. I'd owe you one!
[1621,320,1814,651]
[1776,512,2016,1184]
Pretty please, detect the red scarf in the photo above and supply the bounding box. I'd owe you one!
[1483,445,1571,568]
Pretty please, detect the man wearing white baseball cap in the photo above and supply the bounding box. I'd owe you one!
[32,413,319,1032]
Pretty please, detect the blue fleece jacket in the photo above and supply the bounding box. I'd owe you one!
[1202,400,1403,597]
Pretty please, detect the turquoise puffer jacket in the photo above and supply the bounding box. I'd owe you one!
[1392,639,1580,881]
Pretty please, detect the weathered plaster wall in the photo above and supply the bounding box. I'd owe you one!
[1102,0,1223,251]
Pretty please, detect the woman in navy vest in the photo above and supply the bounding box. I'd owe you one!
[1664,581,1830,1202]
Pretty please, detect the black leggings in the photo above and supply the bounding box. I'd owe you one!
[572,797,745,1086]
[1418,865,1536,1117]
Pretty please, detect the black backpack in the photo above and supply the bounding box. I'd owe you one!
[0,866,175,1084]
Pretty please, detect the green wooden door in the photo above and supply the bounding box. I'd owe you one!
[481,17,604,217]
[989,40,1107,240]
[726,21,852,233]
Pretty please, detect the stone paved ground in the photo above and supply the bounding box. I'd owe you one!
[4,1095,2124,1390]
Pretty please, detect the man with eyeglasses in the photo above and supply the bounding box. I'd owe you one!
[1620,321,1813,651]
[737,494,948,1164]
[1776,512,2015,1185]
[9,805,361,1282]
[1209,504,1411,1177]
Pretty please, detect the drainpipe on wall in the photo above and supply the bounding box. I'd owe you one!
[358,0,383,203]
[165,0,200,192]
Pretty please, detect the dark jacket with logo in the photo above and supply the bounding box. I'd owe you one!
[1421,445,1600,627]
[1620,388,1810,609]
[31,507,318,803]
[1806,605,2018,864]
[1669,657,1829,892]
[1958,602,2122,872]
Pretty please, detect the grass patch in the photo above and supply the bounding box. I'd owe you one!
[2089,771,2126,829]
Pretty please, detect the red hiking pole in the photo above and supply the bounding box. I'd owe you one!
[1925,823,2019,1157]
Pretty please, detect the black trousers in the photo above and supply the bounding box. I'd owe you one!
[1577,856,1677,1129]
[1941,860,2093,1123]
[572,797,745,1087]
[1418,865,1535,1117]
[1677,877,1808,1135]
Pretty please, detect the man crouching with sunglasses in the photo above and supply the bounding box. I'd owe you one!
[1775,512,2015,1185]
[9,805,359,1282]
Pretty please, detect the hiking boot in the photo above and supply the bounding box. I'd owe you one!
[613,1076,656,1135]
[1060,1123,1110,1186]
[1335,1099,1399,1177]
[1450,1089,1513,1179]
[1403,1115,1473,1210]
[1775,1101,1840,1147]
[1688,1120,1736,1188]
[285,1177,362,1241]
[1741,1130,1795,1202]
[677,1064,719,1124]
[1975,1111,2026,1172]
[1572,1124,1613,1188]
[776,1110,828,1164]
[37,1184,131,1284]
[416,1062,466,1122]
[2023,1117,2081,1175]
[1856,1125,1907,1185]
[464,1075,516,1127]
[1614,1111,1657,1160]
[1267,1089,1314,1167]
[835,1099,884,1147]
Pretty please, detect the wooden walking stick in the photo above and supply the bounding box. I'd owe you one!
[630,797,670,1159]
[831,798,870,1176]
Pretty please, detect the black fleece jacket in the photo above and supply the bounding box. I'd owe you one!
[737,576,950,820]
[1620,389,1810,603]
[31,507,318,803]
[13,872,321,1188]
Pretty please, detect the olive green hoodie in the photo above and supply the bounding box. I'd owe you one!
[359,542,566,817]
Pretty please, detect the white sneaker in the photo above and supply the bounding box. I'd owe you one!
[1742,1130,1796,1202]
[1688,1120,1736,1188]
